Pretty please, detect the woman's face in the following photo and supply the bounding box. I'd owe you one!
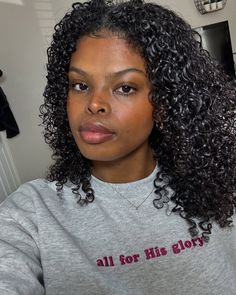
[67,34,154,165]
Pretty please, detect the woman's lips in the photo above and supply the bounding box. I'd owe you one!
[79,123,115,144]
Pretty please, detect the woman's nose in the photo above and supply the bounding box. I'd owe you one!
[86,90,111,115]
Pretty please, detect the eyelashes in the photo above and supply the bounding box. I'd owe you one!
[69,82,88,92]
[69,81,137,97]
[114,85,137,96]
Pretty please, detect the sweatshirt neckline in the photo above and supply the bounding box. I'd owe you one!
[91,165,158,189]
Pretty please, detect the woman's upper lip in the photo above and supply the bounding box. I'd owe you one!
[79,122,114,134]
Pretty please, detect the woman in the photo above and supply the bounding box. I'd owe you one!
[0,0,235,294]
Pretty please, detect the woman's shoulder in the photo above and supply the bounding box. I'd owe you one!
[0,178,73,217]
[3,178,56,202]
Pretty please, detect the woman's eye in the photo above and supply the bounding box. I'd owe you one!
[115,85,136,96]
[70,82,88,92]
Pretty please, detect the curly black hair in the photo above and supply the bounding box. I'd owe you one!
[40,0,236,240]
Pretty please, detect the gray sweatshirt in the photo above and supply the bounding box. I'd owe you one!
[0,168,235,295]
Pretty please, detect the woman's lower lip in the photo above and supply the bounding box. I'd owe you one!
[79,131,114,144]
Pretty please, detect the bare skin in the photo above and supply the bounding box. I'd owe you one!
[67,33,156,183]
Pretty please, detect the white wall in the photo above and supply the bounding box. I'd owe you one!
[0,0,235,186]
[0,0,55,184]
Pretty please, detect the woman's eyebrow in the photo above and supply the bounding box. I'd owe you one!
[68,66,88,77]
[68,66,146,78]
[111,68,146,78]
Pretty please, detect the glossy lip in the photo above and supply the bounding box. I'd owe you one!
[78,122,115,144]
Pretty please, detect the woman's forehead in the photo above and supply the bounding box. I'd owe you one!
[71,35,146,72]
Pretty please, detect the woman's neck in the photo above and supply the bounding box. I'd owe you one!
[91,151,156,183]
